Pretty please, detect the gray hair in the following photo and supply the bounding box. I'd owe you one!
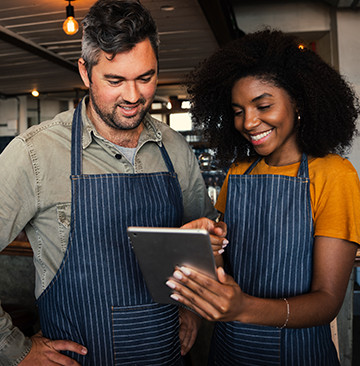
[81,0,159,80]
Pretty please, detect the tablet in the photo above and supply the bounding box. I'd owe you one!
[127,226,217,304]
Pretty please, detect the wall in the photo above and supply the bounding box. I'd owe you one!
[336,9,360,174]
[233,1,330,33]
[0,98,19,136]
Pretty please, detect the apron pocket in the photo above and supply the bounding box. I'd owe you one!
[211,322,281,366]
[112,303,181,366]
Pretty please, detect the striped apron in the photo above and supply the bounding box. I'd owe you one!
[37,101,184,365]
[209,154,339,366]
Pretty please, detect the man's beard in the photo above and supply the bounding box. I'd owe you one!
[89,89,150,131]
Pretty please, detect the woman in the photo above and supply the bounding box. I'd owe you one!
[166,29,360,365]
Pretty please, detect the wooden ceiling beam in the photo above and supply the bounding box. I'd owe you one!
[0,25,78,74]
[196,0,244,47]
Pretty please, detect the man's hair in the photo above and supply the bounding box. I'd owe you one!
[81,0,159,80]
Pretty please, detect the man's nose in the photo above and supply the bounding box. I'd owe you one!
[123,81,140,104]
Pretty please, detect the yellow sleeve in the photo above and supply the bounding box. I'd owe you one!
[214,162,251,214]
[215,171,230,214]
[311,155,360,245]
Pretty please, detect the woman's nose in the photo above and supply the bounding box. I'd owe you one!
[243,112,261,131]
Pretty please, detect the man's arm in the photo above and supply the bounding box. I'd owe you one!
[0,302,32,365]
[0,139,38,364]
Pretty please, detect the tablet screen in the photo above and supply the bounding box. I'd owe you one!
[127,226,217,304]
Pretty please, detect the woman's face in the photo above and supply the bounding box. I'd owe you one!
[232,76,301,166]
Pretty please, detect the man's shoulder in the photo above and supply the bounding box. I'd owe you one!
[19,109,74,143]
[147,115,188,145]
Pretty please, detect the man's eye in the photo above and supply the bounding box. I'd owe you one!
[140,77,152,83]
[108,79,122,86]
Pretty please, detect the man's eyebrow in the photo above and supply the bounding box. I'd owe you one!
[104,69,156,80]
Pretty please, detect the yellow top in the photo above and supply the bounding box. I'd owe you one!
[215,154,360,245]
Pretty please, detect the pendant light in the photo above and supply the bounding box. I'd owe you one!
[63,0,79,36]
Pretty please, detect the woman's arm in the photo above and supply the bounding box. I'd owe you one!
[167,236,358,328]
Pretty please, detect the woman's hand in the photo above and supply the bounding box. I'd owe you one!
[166,266,244,322]
[181,218,228,259]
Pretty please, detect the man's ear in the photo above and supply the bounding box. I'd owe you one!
[78,58,90,88]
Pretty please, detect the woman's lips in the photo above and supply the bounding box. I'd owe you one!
[249,129,273,145]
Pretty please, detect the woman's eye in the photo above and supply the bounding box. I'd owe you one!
[258,105,271,110]
[233,110,243,116]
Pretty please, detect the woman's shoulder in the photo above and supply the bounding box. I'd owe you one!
[309,154,358,177]
[309,154,360,197]
[228,159,255,175]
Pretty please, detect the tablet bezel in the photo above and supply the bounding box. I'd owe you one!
[127,226,217,304]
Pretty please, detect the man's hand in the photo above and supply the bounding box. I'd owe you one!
[178,307,202,356]
[19,331,87,365]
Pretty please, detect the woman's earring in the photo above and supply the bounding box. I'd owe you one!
[297,114,301,122]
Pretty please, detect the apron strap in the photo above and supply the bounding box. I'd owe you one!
[244,157,261,174]
[244,153,309,179]
[158,143,176,173]
[71,99,83,176]
[297,153,309,178]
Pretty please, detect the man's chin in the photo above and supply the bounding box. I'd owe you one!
[112,116,143,131]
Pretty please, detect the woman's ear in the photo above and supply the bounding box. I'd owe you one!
[78,58,90,88]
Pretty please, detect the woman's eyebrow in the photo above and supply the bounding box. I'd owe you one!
[231,93,273,107]
[252,92,273,102]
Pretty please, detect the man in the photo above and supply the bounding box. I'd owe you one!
[0,0,219,364]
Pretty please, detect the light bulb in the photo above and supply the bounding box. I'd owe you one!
[31,90,39,97]
[63,16,79,35]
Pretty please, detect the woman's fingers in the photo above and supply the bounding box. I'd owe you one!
[168,280,219,320]
[166,266,239,321]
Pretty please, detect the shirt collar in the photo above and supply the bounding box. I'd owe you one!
[79,96,163,149]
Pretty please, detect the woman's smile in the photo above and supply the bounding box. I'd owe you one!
[248,128,274,144]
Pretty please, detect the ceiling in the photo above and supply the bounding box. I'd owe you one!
[0,0,239,101]
[0,0,358,102]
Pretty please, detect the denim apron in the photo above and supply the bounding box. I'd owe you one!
[209,154,339,366]
[37,102,184,365]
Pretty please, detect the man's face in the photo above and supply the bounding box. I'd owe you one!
[80,39,158,131]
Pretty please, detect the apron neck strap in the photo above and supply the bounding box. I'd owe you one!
[158,143,175,173]
[297,153,309,178]
[71,99,83,176]
[244,153,309,178]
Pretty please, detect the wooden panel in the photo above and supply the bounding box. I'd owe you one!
[0,231,32,257]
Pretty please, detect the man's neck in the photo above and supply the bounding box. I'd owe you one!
[95,123,143,148]
[86,106,144,148]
